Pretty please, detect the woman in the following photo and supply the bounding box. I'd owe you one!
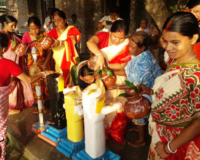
[22,16,51,114]
[112,31,162,147]
[140,12,200,159]
[86,20,131,144]
[0,32,54,160]
[186,0,200,24]
[48,10,81,87]
[1,15,34,113]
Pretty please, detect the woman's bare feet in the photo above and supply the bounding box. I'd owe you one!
[128,139,146,147]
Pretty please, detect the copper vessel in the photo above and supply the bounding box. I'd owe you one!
[124,89,151,119]
[14,43,27,57]
[87,55,97,71]
[38,36,54,50]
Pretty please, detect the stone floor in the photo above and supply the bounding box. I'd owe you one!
[7,106,151,160]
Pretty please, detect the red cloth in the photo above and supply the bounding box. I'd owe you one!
[105,112,130,144]
[0,58,22,86]
[96,31,131,64]
[194,42,200,60]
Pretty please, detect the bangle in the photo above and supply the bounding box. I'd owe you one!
[167,141,177,153]
[96,53,102,56]
[41,72,46,78]
[163,144,171,156]
[60,40,62,45]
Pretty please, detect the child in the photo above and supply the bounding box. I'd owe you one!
[136,18,151,35]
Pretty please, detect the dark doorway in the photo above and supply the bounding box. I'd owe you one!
[105,0,131,31]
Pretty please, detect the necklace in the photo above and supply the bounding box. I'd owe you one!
[172,54,196,64]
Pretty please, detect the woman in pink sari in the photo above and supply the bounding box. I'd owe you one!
[0,15,34,114]
[0,32,54,160]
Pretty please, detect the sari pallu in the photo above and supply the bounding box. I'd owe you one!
[149,63,200,160]
[3,36,34,110]
[101,39,131,144]
[0,86,10,160]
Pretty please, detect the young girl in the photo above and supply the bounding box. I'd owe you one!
[22,16,51,114]
[0,32,54,160]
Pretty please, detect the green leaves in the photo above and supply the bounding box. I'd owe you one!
[118,93,132,97]
[11,40,16,47]
[36,35,42,41]
[125,80,140,93]
[94,69,101,76]
[103,68,113,76]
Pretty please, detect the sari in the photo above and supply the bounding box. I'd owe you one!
[96,32,131,144]
[149,63,200,160]
[48,26,80,87]
[0,85,10,160]
[22,32,50,103]
[3,33,34,110]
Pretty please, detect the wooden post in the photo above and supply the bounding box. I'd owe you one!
[104,0,107,16]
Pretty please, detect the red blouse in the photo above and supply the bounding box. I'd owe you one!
[0,58,22,86]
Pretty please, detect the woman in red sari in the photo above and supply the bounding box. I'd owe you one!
[48,10,80,87]
[140,12,200,160]
[87,20,131,144]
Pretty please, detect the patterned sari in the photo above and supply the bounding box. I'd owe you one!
[149,63,200,160]
[0,86,10,160]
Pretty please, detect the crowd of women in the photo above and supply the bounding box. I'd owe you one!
[0,0,200,159]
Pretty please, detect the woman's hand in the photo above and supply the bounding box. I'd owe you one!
[138,84,153,96]
[51,39,60,47]
[95,54,105,70]
[155,142,171,159]
[43,70,55,77]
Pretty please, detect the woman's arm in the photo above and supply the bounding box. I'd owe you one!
[114,69,126,76]
[86,35,104,70]
[17,70,54,84]
[108,62,127,70]
[155,119,200,158]
[41,49,53,70]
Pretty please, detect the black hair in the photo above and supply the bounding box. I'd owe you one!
[110,6,120,15]
[187,0,200,9]
[131,31,152,50]
[0,32,9,50]
[110,20,128,35]
[54,10,67,20]
[71,14,77,18]
[0,15,17,27]
[141,18,148,24]
[28,16,41,27]
[162,12,200,42]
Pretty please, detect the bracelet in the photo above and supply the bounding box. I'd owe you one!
[41,72,46,78]
[96,53,102,56]
[60,40,62,45]
[167,141,177,153]
[163,144,171,156]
